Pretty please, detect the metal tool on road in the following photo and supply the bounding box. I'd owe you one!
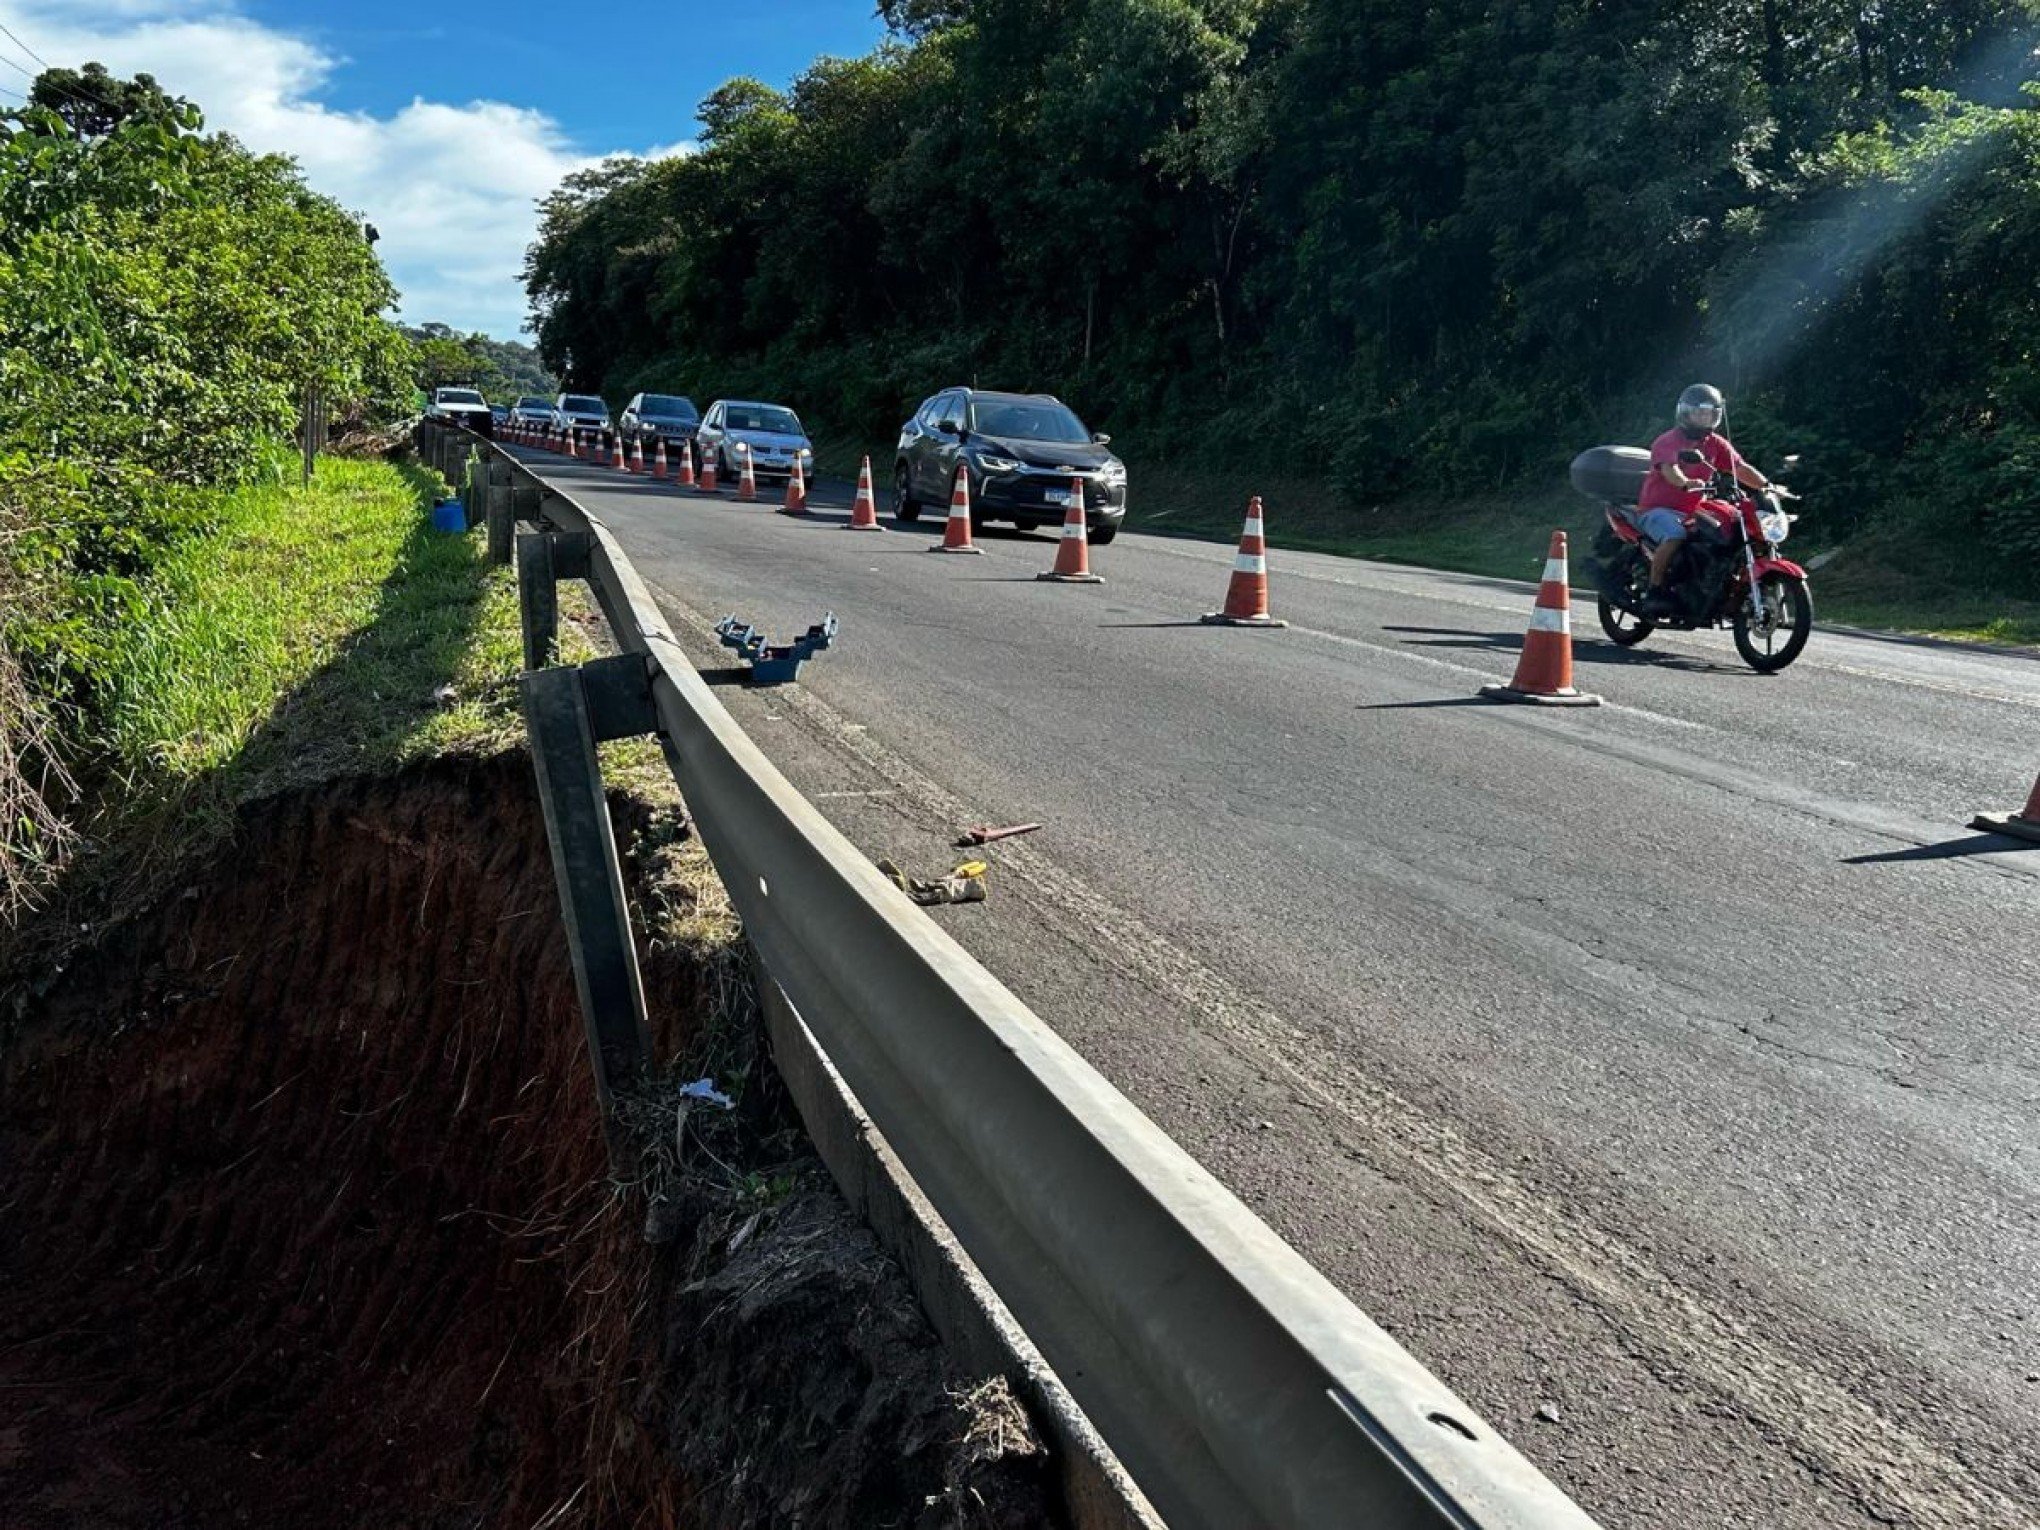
[955,823,1043,847]
[1479,530,1602,707]
[715,611,838,685]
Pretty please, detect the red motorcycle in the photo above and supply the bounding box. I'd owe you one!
[1571,445,1813,673]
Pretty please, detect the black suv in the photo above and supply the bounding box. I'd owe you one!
[620,391,700,448]
[894,389,1126,542]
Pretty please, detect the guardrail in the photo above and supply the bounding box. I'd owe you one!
[420,422,1605,1530]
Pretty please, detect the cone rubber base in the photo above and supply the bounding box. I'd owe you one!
[1201,612,1286,628]
[927,544,984,555]
[1970,812,2040,845]
[843,523,887,532]
[1038,571,1103,584]
[776,506,807,517]
[1479,684,1602,707]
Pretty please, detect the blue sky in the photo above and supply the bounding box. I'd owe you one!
[0,1,891,338]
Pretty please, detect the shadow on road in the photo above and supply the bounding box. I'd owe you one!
[1844,833,2038,865]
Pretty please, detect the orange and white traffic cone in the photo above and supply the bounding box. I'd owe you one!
[779,452,807,515]
[1037,478,1102,584]
[1201,496,1285,626]
[697,444,717,493]
[844,455,884,531]
[736,442,758,502]
[1479,531,1601,706]
[629,435,645,473]
[652,438,669,480]
[611,433,628,471]
[677,438,697,489]
[928,465,984,554]
[1971,770,2040,845]
[565,428,578,459]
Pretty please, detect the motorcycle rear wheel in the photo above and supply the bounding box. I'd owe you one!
[1732,574,1813,673]
[1597,552,1656,646]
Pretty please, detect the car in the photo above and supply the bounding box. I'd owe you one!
[894,388,1124,542]
[553,391,613,439]
[620,392,701,449]
[427,385,494,436]
[695,400,815,482]
[489,403,509,426]
[508,394,555,428]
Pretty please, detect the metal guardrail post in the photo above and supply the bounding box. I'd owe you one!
[520,657,658,1151]
[517,530,592,673]
[486,459,514,560]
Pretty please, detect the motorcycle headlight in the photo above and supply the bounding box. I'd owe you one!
[1759,509,1791,543]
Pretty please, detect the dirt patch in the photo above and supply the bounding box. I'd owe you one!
[0,756,1055,1527]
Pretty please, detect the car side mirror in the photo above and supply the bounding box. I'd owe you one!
[1781,454,1801,471]
[955,426,971,444]
[1093,433,1112,446]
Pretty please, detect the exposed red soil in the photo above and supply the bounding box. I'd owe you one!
[0,758,1054,1528]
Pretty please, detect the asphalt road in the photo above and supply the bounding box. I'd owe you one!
[510,446,2040,1529]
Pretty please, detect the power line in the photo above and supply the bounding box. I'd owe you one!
[0,16,51,69]
[0,46,34,82]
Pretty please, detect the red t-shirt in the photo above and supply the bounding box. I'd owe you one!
[1638,428,1744,513]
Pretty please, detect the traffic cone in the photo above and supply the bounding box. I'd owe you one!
[677,438,697,489]
[1479,531,1602,706]
[565,428,578,459]
[1037,478,1103,584]
[928,465,983,554]
[611,433,627,471]
[736,442,758,502]
[1201,497,1285,626]
[652,438,669,480]
[1971,770,2040,845]
[698,445,717,493]
[628,435,645,474]
[779,452,807,515]
[844,455,884,531]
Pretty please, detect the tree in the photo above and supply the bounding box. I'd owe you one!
[27,63,188,138]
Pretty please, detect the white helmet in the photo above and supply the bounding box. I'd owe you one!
[1676,383,1725,436]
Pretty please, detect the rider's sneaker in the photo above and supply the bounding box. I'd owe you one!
[1641,588,1677,618]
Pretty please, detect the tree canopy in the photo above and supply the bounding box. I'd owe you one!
[524,0,2040,581]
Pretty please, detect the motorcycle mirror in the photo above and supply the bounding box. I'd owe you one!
[1782,454,1802,470]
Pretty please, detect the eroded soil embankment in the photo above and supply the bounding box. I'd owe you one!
[0,758,1053,1528]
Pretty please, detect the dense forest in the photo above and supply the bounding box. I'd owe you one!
[0,71,409,901]
[524,0,2040,585]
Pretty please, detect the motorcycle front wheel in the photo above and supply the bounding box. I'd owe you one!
[1733,574,1813,673]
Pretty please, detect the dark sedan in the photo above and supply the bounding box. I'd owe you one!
[894,388,1125,542]
[620,392,700,448]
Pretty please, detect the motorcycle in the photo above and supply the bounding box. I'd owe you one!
[1569,445,1814,674]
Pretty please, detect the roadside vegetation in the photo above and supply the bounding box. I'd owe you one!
[523,0,2040,639]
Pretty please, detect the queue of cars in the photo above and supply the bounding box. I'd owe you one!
[463,382,1131,538]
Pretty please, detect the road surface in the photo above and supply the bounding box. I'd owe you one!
[510,446,2040,1529]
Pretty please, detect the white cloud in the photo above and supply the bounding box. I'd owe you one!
[6,0,678,338]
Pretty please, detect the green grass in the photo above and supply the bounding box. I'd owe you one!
[90,454,523,854]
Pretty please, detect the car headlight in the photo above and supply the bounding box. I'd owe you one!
[976,454,1021,473]
[1100,460,1126,482]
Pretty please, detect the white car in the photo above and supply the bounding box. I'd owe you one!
[428,385,494,435]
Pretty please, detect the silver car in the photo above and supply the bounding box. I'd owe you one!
[696,399,815,482]
[553,391,612,439]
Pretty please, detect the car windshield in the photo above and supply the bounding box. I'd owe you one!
[724,405,801,435]
[517,396,550,410]
[969,399,1089,444]
[438,389,484,406]
[563,395,607,414]
[642,394,697,417]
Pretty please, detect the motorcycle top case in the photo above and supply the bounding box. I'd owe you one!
[1570,445,1651,503]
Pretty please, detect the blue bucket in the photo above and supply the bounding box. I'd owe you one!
[429,499,467,534]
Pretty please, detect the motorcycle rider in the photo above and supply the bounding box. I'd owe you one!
[1636,384,1774,616]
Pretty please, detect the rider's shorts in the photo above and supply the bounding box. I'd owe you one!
[1638,507,1690,544]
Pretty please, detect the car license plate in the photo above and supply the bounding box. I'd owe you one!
[1048,487,1079,507]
